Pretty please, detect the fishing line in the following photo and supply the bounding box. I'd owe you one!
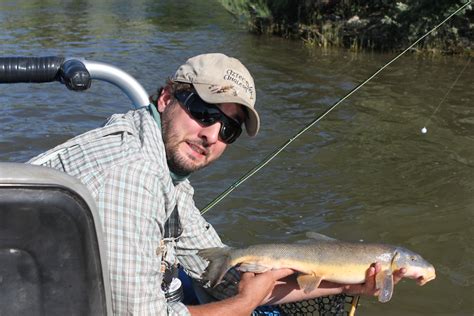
[420,56,471,134]
[201,1,471,215]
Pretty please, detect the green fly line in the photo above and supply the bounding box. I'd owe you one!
[421,56,471,134]
[201,0,472,215]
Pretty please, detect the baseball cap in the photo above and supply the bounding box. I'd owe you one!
[172,53,260,136]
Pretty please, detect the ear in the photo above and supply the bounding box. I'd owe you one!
[157,87,173,113]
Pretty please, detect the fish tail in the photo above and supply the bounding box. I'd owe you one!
[198,247,233,287]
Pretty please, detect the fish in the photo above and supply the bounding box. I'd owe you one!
[198,233,436,302]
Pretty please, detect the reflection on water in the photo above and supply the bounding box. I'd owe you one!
[1,0,473,314]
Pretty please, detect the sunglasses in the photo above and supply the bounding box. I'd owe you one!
[174,90,243,144]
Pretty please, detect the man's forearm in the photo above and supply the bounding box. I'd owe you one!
[186,277,345,315]
[265,263,394,305]
[264,276,345,305]
[187,270,296,316]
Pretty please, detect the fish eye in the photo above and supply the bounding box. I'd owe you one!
[410,256,417,261]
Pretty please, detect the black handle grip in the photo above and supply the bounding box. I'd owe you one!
[59,59,91,91]
[0,56,65,83]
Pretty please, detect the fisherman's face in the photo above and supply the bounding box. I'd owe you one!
[158,89,245,175]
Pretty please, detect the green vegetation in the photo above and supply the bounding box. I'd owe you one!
[219,0,473,54]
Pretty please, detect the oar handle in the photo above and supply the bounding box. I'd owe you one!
[0,56,91,91]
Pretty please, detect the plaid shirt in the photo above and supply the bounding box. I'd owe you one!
[28,108,238,315]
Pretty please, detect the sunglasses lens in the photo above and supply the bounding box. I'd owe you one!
[219,119,241,144]
[186,96,218,125]
[175,91,242,144]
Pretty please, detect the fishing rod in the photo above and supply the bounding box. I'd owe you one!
[201,0,472,215]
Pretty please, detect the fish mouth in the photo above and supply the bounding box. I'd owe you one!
[418,272,436,286]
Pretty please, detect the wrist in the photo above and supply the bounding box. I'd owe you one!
[340,285,350,295]
[320,281,347,295]
[234,292,260,314]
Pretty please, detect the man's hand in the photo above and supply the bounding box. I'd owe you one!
[342,262,407,296]
[187,269,295,316]
[236,269,295,307]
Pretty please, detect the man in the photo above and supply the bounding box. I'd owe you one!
[29,53,405,315]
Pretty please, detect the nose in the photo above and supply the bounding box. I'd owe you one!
[198,122,221,144]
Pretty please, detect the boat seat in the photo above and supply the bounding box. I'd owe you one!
[0,163,112,315]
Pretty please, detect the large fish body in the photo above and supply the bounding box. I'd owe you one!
[198,235,436,302]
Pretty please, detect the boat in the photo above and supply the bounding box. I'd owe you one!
[0,56,148,315]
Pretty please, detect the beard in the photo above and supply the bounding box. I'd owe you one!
[161,104,214,175]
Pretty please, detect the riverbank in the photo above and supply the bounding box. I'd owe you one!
[219,0,473,55]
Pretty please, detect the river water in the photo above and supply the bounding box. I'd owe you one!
[1,0,473,315]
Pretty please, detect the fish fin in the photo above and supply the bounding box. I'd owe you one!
[305,232,337,242]
[237,262,270,273]
[375,270,394,303]
[198,247,233,287]
[296,274,323,293]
